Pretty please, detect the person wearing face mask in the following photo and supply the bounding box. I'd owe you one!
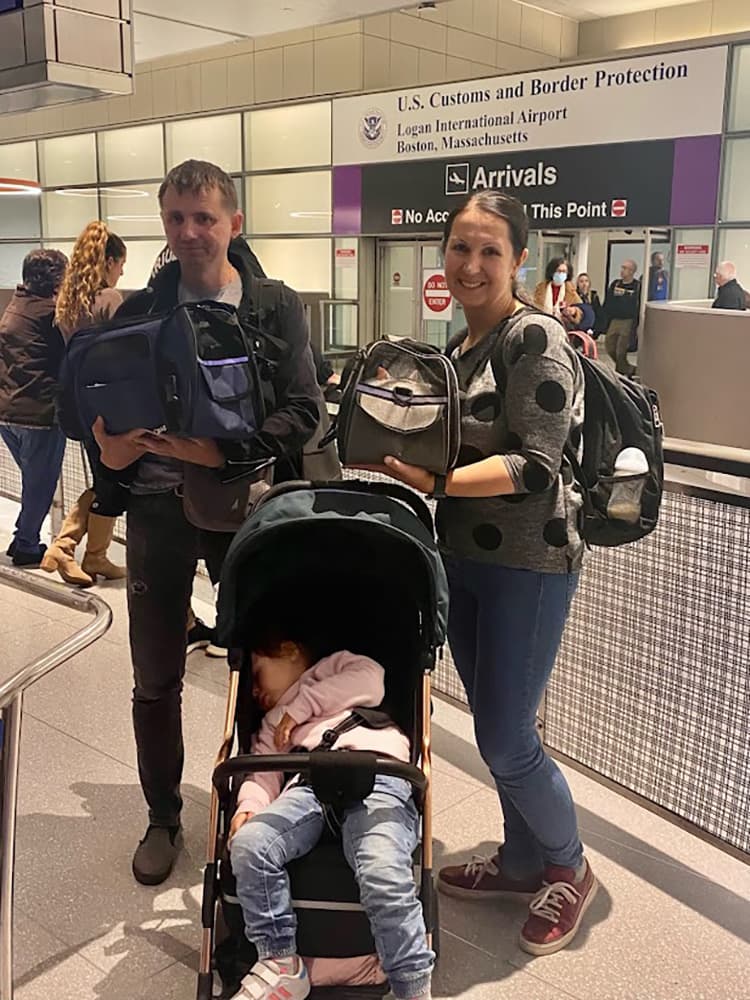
[534,258,582,329]
[351,191,597,958]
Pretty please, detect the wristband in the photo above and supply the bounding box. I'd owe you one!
[430,473,448,499]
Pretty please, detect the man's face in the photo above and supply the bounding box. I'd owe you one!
[160,184,242,272]
[621,262,636,282]
[653,254,664,269]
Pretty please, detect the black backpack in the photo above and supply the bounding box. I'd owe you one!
[481,309,664,547]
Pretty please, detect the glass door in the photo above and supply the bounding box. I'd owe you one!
[378,242,418,340]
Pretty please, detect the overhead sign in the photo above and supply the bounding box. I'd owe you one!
[675,243,711,268]
[333,45,727,166]
[422,270,453,320]
[333,134,721,234]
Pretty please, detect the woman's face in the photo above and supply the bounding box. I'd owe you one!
[444,207,525,311]
[577,274,590,294]
[105,254,126,288]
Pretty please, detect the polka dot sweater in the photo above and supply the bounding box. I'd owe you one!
[437,311,585,574]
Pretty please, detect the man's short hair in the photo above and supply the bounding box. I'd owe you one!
[22,248,68,298]
[158,159,238,212]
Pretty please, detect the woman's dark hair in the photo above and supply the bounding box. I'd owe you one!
[545,256,569,283]
[21,249,68,298]
[441,190,529,260]
[105,232,127,262]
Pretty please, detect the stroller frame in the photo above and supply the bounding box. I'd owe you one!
[197,481,444,1000]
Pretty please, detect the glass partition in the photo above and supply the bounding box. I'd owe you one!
[166,114,241,172]
[720,138,750,223]
[0,141,37,181]
[39,134,96,188]
[98,124,165,182]
[247,171,330,235]
[246,102,331,172]
[100,184,163,237]
[728,45,750,133]
[250,238,332,293]
[41,188,99,240]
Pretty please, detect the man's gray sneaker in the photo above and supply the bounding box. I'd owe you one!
[132,825,182,885]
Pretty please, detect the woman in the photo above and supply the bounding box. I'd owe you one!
[534,257,582,329]
[575,273,605,334]
[0,250,68,567]
[41,221,128,586]
[355,191,597,956]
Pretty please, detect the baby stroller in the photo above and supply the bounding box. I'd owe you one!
[197,479,449,1000]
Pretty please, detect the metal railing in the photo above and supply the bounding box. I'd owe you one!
[0,568,111,1000]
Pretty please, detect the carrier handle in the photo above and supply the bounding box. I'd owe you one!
[212,751,426,795]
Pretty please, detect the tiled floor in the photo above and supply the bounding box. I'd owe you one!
[1,496,748,1000]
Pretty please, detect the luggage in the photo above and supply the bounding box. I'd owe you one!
[490,308,664,548]
[334,339,460,475]
[59,301,264,441]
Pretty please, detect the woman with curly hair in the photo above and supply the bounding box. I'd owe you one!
[41,221,128,586]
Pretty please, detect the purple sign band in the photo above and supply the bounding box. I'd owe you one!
[333,165,362,235]
[670,134,722,227]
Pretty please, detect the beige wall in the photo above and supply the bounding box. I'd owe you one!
[0,1,578,144]
[579,0,750,57]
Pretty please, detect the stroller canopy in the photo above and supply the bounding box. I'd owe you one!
[217,481,448,656]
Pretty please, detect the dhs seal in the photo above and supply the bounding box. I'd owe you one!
[359,109,386,148]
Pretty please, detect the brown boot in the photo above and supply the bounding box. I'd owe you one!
[40,489,95,587]
[81,513,126,581]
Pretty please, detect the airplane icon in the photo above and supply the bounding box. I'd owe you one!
[445,163,469,195]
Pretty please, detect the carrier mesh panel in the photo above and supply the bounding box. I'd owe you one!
[548,490,750,855]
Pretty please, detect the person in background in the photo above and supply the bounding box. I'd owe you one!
[575,273,605,335]
[647,252,669,302]
[712,261,747,311]
[0,250,69,567]
[534,258,582,329]
[603,260,641,377]
[41,221,128,586]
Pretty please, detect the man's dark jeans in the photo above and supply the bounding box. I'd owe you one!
[126,491,233,827]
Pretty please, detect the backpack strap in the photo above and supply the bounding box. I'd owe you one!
[241,275,290,364]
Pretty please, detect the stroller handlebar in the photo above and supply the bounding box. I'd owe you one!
[212,751,427,795]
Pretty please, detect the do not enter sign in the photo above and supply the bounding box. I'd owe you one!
[422,269,453,320]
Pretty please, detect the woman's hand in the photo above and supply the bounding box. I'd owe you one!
[92,416,150,470]
[348,457,436,495]
[274,712,297,750]
[228,811,252,845]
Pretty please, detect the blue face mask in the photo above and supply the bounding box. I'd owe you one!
[552,271,567,287]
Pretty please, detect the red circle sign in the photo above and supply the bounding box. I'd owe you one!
[423,273,451,312]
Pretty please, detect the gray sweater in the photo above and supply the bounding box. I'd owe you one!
[437,310,585,574]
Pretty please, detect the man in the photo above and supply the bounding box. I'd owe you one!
[93,160,320,885]
[647,251,669,302]
[712,261,747,310]
[604,259,641,377]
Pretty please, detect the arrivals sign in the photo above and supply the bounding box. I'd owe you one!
[333,135,722,234]
[333,45,727,165]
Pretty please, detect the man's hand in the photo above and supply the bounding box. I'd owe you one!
[92,416,151,470]
[274,712,297,750]
[228,811,252,845]
[139,433,224,468]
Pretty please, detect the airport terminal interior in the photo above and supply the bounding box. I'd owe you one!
[0,1,748,998]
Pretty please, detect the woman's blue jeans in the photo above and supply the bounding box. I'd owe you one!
[444,555,583,877]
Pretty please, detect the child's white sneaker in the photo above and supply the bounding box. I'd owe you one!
[239,957,310,1000]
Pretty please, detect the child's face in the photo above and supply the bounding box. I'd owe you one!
[251,642,308,711]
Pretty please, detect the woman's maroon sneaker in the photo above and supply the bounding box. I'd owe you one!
[438,853,543,902]
[520,858,599,955]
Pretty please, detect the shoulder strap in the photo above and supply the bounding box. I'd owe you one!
[312,707,394,751]
[242,275,289,359]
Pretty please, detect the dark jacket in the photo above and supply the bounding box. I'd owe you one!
[104,238,319,489]
[578,289,606,333]
[604,278,641,323]
[712,278,747,311]
[0,287,64,428]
